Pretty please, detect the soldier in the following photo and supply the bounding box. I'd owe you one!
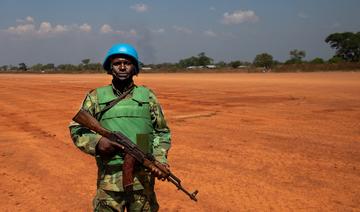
[69,43,171,211]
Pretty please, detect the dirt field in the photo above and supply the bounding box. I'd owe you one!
[0,72,359,211]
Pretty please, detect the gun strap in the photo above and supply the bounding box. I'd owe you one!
[95,84,135,120]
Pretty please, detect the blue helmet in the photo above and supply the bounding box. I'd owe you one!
[103,43,140,73]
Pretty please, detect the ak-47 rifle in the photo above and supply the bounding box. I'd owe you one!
[72,109,198,202]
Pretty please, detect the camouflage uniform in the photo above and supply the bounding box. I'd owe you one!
[69,83,171,212]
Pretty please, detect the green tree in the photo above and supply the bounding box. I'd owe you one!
[9,65,18,70]
[197,52,213,66]
[178,56,196,67]
[253,53,274,69]
[228,60,242,68]
[31,63,43,71]
[81,59,90,70]
[57,64,79,71]
[18,63,27,71]
[43,63,55,70]
[328,56,344,64]
[289,49,306,63]
[82,59,90,65]
[325,32,360,62]
[310,57,325,64]
[87,63,102,71]
[178,52,213,68]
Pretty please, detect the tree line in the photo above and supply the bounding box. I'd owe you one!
[1,59,103,72]
[1,31,359,72]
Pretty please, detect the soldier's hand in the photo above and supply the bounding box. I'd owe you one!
[150,163,170,181]
[96,137,118,157]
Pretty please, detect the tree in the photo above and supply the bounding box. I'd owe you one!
[42,63,55,70]
[57,64,79,71]
[328,56,344,64]
[79,59,90,70]
[285,49,306,64]
[18,63,27,71]
[310,57,325,64]
[31,63,44,71]
[325,32,360,62]
[178,56,197,67]
[82,59,90,65]
[289,49,306,63]
[9,65,18,71]
[253,53,274,69]
[197,52,213,66]
[178,52,213,68]
[228,60,242,68]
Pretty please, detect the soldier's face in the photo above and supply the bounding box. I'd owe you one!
[110,56,136,81]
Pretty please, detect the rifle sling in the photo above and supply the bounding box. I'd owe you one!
[95,85,135,120]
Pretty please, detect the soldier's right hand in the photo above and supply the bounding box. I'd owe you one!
[96,137,118,157]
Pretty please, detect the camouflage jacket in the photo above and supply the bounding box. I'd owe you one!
[69,83,171,191]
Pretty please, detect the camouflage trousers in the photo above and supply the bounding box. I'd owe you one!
[93,188,159,212]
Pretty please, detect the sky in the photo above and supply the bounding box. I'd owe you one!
[0,0,359,66]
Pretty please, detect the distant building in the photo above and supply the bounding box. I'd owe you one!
[141,67,153,70]
[186,66,204,69]
[206,65,217,69]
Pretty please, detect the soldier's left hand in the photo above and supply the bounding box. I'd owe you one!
[150,163,170,180]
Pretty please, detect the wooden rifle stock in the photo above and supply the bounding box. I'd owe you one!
[72,109,198,202]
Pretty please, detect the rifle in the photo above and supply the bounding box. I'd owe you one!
[72,109,198,202]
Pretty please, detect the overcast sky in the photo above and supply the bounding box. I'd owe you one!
[0,0,359,66]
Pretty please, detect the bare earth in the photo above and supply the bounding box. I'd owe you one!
[0,72,359,211]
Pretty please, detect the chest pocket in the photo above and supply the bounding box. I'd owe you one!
[100,101,151,120]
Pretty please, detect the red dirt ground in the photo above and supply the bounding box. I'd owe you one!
[0,72,359,211]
